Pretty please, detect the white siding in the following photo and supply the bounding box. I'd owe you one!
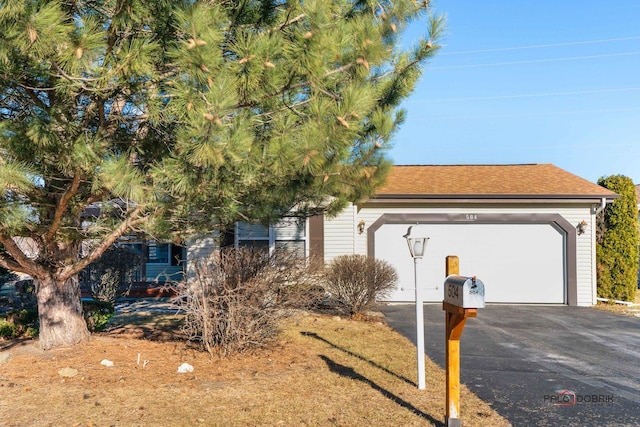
[146,264,184,283]
[560,209,597,306]
[186,234,220,280]
[324,204,357,261]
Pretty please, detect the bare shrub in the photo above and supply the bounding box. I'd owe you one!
[176,247,323,356]
[323,255,398,316]
[81,245,142,304]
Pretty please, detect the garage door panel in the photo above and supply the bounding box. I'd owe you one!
[375,223,565,304]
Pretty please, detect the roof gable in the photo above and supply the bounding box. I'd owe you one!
[375,164,617,199]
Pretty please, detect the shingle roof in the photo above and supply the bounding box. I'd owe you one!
[375,164,617,199]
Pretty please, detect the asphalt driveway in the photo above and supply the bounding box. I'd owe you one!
[381,304,640,427]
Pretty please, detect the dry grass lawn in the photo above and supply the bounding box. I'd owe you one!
[593,292,640,317]
[0,310,510,426]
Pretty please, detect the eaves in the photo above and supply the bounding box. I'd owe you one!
[363,193,619,205]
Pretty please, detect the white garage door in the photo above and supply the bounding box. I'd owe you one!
[375,223,566,304]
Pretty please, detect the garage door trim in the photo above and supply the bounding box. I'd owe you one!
[366,213,576,305]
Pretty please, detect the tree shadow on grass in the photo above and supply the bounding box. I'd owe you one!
[0,337,36,352]
[301,331,415,386]
[319,355,444,426]
[105,311,185,342]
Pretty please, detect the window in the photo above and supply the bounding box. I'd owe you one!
[120,240,183,266]
[236,218,307,257]
[147,241,170,264]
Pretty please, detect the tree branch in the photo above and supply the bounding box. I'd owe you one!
[81,97,97,128]
[0,232,46,278]
[97,97,105,130]
[311,82,341,101]
[50,61,97,91]
[371,57,421,83]
[60,204,147,280]
[18,84,50,110]
[273,13,306,32]
[44,173,82,245]
[16,82,56,91]
[0,253,25,274]
[249,63,354,108]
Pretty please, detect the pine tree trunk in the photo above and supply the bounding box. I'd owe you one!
[36,275,90,350]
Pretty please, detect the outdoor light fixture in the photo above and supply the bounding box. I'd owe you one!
[404,225,429,258]
[357,220,366,235]
[404,224,429,390]
[577,220,587,236]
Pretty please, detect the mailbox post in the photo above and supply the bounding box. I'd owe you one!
[443,256,484,427]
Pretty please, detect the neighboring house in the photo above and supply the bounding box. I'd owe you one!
[81,203,186,291]
[11,234,184,297]
[189,163,617,307]
[77,237,185,297]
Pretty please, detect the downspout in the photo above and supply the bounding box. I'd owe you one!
[591,197,607,306]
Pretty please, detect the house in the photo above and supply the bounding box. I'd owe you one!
[185,164,619,306]
[188,164,617,307]
[324,164,618,306]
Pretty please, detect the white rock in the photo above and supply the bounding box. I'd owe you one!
[177,362,194,373]
[100,359,114,367]
[0,353,11,366]
[58,367,78,378]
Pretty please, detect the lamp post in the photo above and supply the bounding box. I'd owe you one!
[404,225,429,390]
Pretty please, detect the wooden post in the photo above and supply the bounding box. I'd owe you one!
[446,255,459,277]
[443,256,476,427]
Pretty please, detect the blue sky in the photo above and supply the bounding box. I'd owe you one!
[391,1,640,185]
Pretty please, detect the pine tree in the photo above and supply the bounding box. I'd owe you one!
[596,175,639,301]
[0,0,443,349]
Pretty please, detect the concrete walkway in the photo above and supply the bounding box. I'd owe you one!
[114,298,182,314]
[382,303,640,427]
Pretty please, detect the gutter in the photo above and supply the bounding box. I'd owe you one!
[364,196,615,205]
[594,197,607,215]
